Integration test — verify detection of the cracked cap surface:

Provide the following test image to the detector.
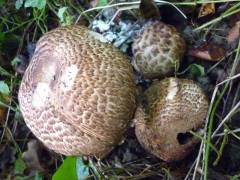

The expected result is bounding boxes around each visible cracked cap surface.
[18,25,137,158]
[134,78,209,161]
[132,22,186,79]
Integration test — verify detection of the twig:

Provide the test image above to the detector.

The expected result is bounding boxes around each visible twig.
[75,0,187,24]
[212,101,240,137]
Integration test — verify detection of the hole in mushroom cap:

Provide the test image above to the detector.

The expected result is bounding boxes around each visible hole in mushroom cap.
[177,131,193,145]
[177,128,204,145]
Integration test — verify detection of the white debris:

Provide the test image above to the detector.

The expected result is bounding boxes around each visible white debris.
[92,20,110,32]
[32,82,51,108]
[90,8,142,53]
[166,78,178,100]
[60,65,78,91]
[89,31,109,43]
[104,32,117,42]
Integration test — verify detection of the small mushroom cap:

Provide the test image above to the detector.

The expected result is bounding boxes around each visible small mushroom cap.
[134,78,209,161]
[18,26,136,158]
[132,22,186,79]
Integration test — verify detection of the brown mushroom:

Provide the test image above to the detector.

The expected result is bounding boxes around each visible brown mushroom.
[134,77,209,161]
[132,22,186,79]
[18,25,137,158]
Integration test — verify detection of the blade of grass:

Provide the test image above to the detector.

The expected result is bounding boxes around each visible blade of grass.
[204,35,240,180]
[212,101,240,137]
[190,131,220,155]
[0,66,14,77]
[175,0,240,6]
[75,0,187,24]
[213,128,228,166]
[204,78,229,180]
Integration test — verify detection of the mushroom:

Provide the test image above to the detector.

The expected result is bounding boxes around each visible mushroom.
[132,22,186,79]
[18,25,137,158]
[134,78,209,161]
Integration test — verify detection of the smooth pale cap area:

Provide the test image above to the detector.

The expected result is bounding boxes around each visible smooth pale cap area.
[166,78,178,101]
[60,65,79,91]
[32,82,51,108]
[134,77,209,162]
[18,25,136,158]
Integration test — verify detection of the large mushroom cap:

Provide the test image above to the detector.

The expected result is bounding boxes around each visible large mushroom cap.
[132,22,186,79]
[134,78,209,161]
[18,25,136,158]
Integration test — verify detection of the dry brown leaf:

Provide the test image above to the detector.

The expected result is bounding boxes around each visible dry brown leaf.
[22,140,44,172]
[89,0,99,8]
[227,21,240,44]
[140,0,160,19]
[198,3,215,18]
[22,139,55,175]
[15,55,29,75]
[0,108,7,122]
[0,52,11,70]
[0,52,3,64]
[229,12,240,22]
[188,43,225,61]
[0,95,11,122]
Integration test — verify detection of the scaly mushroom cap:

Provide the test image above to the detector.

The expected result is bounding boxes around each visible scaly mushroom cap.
[132,22,186,79]
[134,78,208,161]
[18,26,136,158]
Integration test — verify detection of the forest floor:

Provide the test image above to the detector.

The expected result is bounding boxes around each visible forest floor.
[0,0,240,179]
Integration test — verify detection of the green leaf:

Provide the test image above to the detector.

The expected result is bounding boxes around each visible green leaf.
[231,175,240,180]
[14,108,23,122]
[64,16,74,26]
[76,157,89,180]
[189,64,205,78]
[57,7,74,26]
[52,157,78,180]
[0,32,5,43]
[11,56,21,68]
[88,159,101,179]
[15,176,27,180]
[34,171,43,180]
[15,0,23,9]
[0,66,12,77]
[97,0,107,7]
[14,154,26,174]
[0,0,6,7]
[57,7,68,22]
[0,66,13,77]
[24,0,46,9]
[0,81,10,95]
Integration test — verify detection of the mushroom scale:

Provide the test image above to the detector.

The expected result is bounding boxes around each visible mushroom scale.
[18,26,136,158]
[134,78,209,162]
[132,22,186,79]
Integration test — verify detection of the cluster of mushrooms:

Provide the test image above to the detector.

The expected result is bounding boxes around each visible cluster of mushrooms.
[18,21,209,162]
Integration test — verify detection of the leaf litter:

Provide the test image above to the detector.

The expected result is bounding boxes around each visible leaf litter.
[0,0,240,179]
